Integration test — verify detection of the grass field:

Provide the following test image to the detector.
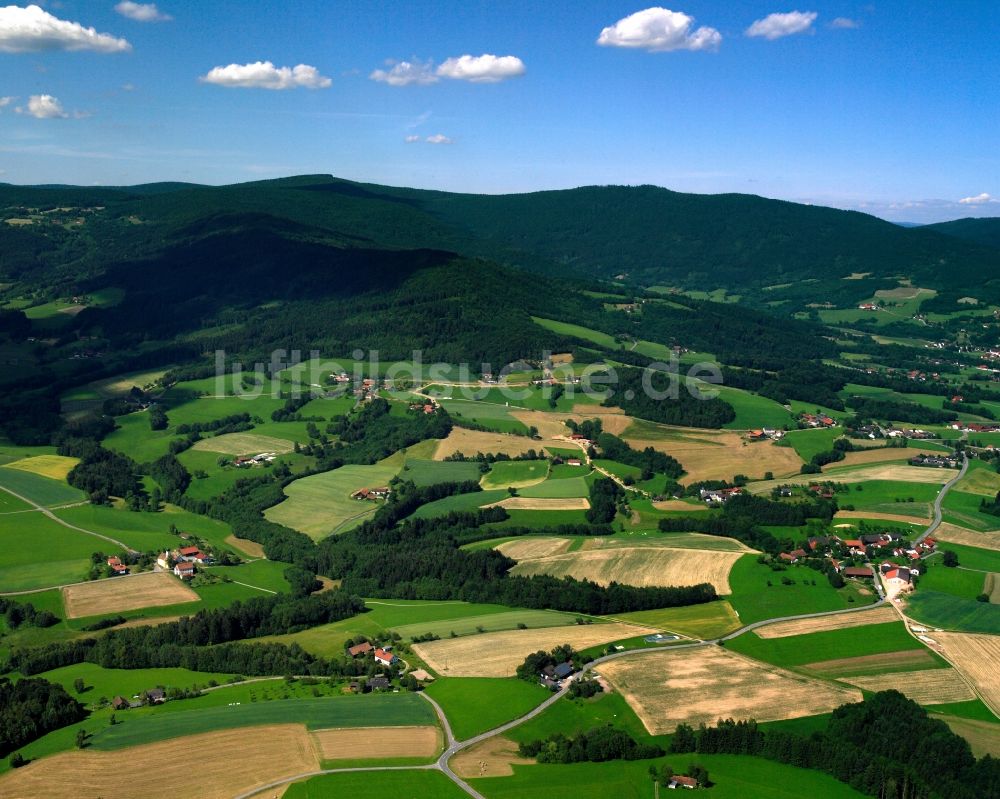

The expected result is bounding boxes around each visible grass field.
[609,600,742,638]
[285,770,469,799]
[841,668,975,704]
[601,646,861,734]
[190,432,295,455]
[518,475,590,498]
[482,460,550,489]
[399,458,483,486]
[441,400,530,434]
[905,590,1000,633]
[933,632,1000,714]
[2,454,79,481]
[390,608,585,640]
[62,572,199,619]
[0,512,102,591]
[409,488,509,519]
[413,623,655,677]
[725,621,942,676]
[36,663,239,705]
[783,428,842,461]
[942,489,1000,531]
[424,678,550,740]
[264,462,400,538]
[727,555,873,624]
[0,465,85,506]
[918,561,991,601]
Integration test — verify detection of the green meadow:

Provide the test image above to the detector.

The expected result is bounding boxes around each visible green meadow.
[425,677,550,740]
[906,591,1000,634]
[399,458,482,486]
[783,427,842,461]
[0,512,99,591]
[286,771,468,799]
[482,460,550,488]
[441,399,530,434]
[410,489,507,519]
[0,466,84,507]
[390,608,588,640]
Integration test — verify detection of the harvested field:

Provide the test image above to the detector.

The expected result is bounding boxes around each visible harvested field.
[985,574,1000,603]
[934,632,1000,714]
[624,427,802,483]
[3,454,79,481]
[226,534,266,558]
[931,716,1000,758]
[507,547,743,593]
[0,724,319,799]
[756,606,899,639]
[836,447,942,468]
[192,432,295,456]
[652,499,709,512]
[413,622,654,677]
[62,571,198,619]
[840,668,975,704]
[933,522,1000,552]
[312,725,441,761]
[486,496,590,511]
[509,409,573,440]
[496,537,573,560]
[601,647,861,735]
[433,428,545,460]
[820,464,957,484]
[582,533,752,553]
[835,510,930,524]
[802,649,938,678]
[452,736,533,778]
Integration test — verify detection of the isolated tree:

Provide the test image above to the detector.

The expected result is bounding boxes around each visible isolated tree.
[73,678,85,694]
[75,729,87,749]
[943,550,959,568]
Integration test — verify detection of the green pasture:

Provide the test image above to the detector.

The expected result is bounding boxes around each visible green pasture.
[0,466,84,507]
[0,512,100,591]
[783,428,842,461]
[391,608,588,640]
[35,663,238,706]
[482,460,550,489]
[440,399,530,434]
[906,591,1000,634]
[941,490,1000,531]
[286,771,467,799]
[609,600,742,639]
[410,489,507,519]
[399,458,483,486]
[425,678,550,740]
[519,476,590,498]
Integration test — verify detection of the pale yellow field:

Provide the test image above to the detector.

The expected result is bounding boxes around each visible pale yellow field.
[934,632,1000,714]
[496,537,573,560]
[601,647,861,735]
[3,454,79,481]
[62,571,198,619]
[625,427,802,483]
[582,533,752,553]
[226,534,266,558]
[956,467,1000,497]
[652,499,710,512]
[984,574,1000,603]
[452,736,533,778]
[507,547,743,593]
[0,724,319,799]
[840,668,975,704]
[756,605,899,639]
[752,464,955,493]
[192,432,295,456]
[835,447,942,468]
[933,522,1000,551]
[835,510,929,524]
[433,428,548,460]
[802,649,938,678]
[931,716,1000,758]
[312,726,441,760]
[486,496,590,511]
[509,409,575,439]
[413,622,655,677]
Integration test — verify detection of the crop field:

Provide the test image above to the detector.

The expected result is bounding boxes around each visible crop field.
[487,496,590,511]
[424,678,550,740]
[933,716,1000,758]
[0,512,103,592]
[452,735,534,777]
[518,476,589,498]
[62,572,200,618]
[313,725,441,760]
[0,725,320,799]
[609,600,742,639]
[906,590,1000,634]
[0,465,85,506]
[441,399,529,434]
[482,459,549,488]
[799,649,941,678]
[398,458,482,486]
[755,605,899,638]
[835,510,928,525]
[226,534,265,557]
[506,547,744,593]
[933,522,1000,551]
[264,463,400,539]
[390,608,582,640]
[413,622,655,677]
[285,770,469,799]
[836,447,941,468]
[841,668,975,704]
[942,490,1000,531]
[933,632,1000,713]
[496,537,572,560]
[433,427,545,460]
[2,454,79,481]
[190,432,295,455]
[582,532,753,552]
[601,647,861,735]
[955,462,1000,497]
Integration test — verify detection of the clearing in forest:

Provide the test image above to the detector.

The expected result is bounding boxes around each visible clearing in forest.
[191,432,295,456]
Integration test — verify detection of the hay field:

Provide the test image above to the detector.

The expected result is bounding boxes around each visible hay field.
[312,725,441,760]
[192,432,295,456]
[822,464,957,484]
[507,547,743,593]
[756,605,899,639]
[3,454,79,481]
[840,668,975,704]
[652,499,710,512]
[452,736,533,778]
[582,534,753,553]
[0,724,318,799]
[624,427,802,483]
[62,571,198,619]
[835,510,930,524]
[836,447,942,468]
[413,622,654,677]
[601,647,861,735]
[801,649,938,678]
[932,716,1000,758]
[496,537,573,560]
[934,632,1000,713]
[934,522,1000,552]
[984,573,1000,603]
[226,534,265,558]
[486,496,590,511]
[433,428,546,460]
[509,409,574,440]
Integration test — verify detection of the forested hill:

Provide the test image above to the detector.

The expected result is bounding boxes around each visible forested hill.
[2,176,998,305]
[925,217,1000,251]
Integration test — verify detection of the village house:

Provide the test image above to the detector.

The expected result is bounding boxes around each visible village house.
[566,458,583,467]
[348,641,373,658]
[910,454,960,469]
[173,561,195,580]
[779,552,798,564]
[106,556,129,576]
[145,688,166,704]
[352,486,391,501]
[800,413,837,428]
[156,551,171,570]
[366,676,390,692]
[883,567,914,591]
[111,695,130,711]
[699,487,742,504]
[669,775,699,789]
[374,648,398,667]
[844,566,874,579]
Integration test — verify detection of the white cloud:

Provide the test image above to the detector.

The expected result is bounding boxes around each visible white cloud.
[597,7,721,52]
[115,2,172,23]
[200,61,332,90]
[17,94,67,118]
[436,54,525,83]
[404,134,421,143]
[0,4,130,53]
[830,17,860,29]
[425,133,453,144]
[746,11,818,40]
[959,193,997,205]
[0,95,13,110]
[370,59,437,86]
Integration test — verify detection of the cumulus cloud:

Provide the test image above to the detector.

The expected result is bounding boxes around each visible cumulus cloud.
[0,4,130,53]
[436,54,525,83]
[0,95,13,110]
[200,61,331,90]
[115,2,172,22]
[959,193,997,205]
[16,94,67,118]
[830,17,860,29]
[597,7,721,52]
[370,59,437,86]
[746,10,818,40]
[425,133,453,144]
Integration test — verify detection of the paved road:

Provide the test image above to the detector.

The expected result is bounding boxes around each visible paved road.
[916,452,968,545]
[0,484,131,552]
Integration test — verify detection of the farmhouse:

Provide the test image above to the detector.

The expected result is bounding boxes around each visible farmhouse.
[352,486,391,501]
[366,676,390,692]
[779,552,798,563]
[374,648,398,666]
[145,688,166,704]
[566,458,583,467]
[699,487,742,504]
[800,413,837,428]
[844,566,874,579]
[910,454,960,469]
[106,556,129,575]
[883,567,913,591]
[173,561,195,579]
[112,695,130,711]
[348,641,374,658]
[670,775,699,789]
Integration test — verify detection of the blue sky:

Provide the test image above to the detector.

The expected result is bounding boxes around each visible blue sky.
[0,1,997,222]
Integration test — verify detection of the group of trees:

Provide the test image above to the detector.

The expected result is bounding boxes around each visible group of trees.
[175,412,253,436]
[0,677,85,758]
[515,644,577,682]
[518,725,664,764]
[61,437,142,504]
[0,598,59,631]
[603,367,736,428]
[594,432,684,481]
[586,477,625,524]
